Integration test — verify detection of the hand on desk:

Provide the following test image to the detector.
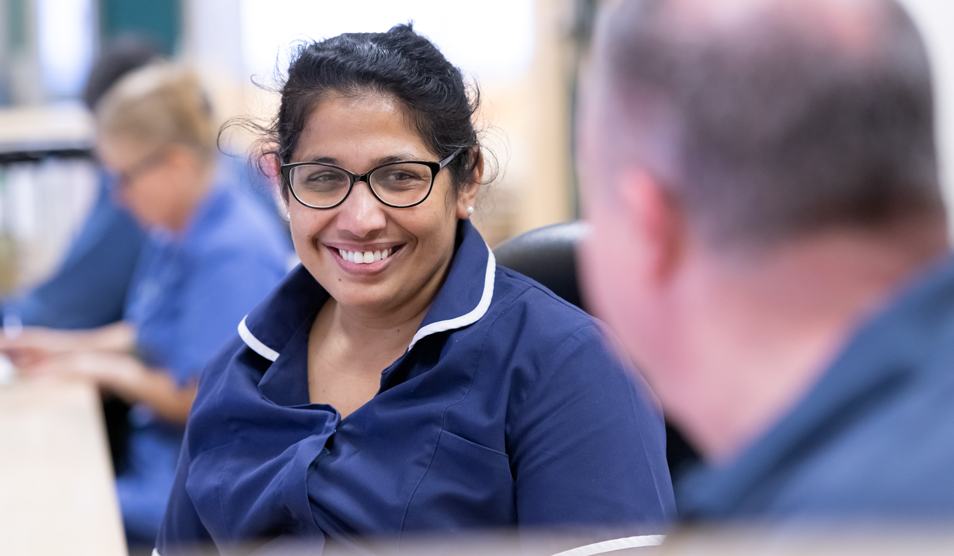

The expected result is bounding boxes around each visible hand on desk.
[0,327,92,368]
[0,323,196,425]
[0,322,136,368]
[19,350,143,391]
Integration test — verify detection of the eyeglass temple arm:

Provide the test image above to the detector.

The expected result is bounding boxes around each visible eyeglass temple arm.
[439,147,466,168]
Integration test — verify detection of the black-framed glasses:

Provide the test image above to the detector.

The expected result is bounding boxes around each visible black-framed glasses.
[281,148,463,209]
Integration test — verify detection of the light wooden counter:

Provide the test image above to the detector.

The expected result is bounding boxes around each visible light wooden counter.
[0,380,127,555]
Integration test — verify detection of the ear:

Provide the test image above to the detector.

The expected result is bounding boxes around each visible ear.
[267,152,291,209]
[455,149,484,219]
[619,168,685,282]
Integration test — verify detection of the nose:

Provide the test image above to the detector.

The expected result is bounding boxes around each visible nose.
[334,180,387,237]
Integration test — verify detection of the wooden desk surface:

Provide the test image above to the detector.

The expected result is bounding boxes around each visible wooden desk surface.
[0,380,127,556]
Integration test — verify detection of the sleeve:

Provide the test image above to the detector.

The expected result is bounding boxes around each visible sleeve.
[170,250,285,384]
[507,324,677,533]
[154,420,214,555]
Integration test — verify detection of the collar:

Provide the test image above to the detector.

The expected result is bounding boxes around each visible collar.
[677,253,954,518]
[238,219,495,362]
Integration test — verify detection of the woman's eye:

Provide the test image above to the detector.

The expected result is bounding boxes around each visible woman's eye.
[375,166,429,190]
[297,168,347,191]
[306,171,340,182]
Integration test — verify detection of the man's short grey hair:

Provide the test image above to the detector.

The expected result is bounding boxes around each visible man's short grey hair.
[593,0,943,248]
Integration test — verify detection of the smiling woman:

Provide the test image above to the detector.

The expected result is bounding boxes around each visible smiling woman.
[156,24,676,555]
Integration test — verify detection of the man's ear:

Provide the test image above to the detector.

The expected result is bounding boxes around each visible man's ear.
[456,149,484,219]
[619,168,685,282]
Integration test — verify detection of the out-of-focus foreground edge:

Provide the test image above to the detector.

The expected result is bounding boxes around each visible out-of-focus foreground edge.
[551,534,666,556]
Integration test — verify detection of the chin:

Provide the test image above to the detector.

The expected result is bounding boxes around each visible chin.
[335,289,402,314]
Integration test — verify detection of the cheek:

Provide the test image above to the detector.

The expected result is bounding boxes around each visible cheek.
[411,205,456,257]
[122,185,157,217]
[288,219,308,256]
[424,183,461,242]
[288,211,328,255]
[440,179,464,215]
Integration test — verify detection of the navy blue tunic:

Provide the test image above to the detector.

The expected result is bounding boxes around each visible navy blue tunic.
[157,221,675,553]
[678,255,954,523]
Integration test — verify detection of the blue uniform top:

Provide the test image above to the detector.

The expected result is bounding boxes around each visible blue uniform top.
[677,255,954,523]
[156,220,676,554]
[1,173,146,329]
[124,182,289,386]
[117,182,291,545]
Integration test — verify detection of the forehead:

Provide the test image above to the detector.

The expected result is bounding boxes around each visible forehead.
[293,92,430,162]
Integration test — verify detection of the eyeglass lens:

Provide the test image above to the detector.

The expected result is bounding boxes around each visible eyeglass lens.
[289,162,434,208]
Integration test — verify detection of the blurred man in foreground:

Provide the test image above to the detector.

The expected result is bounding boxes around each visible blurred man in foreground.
[578,0,954,521]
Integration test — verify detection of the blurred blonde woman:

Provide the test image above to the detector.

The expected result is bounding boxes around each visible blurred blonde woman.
[0,63,290,547]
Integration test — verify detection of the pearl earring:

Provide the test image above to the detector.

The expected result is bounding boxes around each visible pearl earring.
[286,211,291,219]
[466,206,474,215]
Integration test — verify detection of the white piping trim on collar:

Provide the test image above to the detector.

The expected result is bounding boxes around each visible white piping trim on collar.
[236,244,495,360]
[238,315,280,362]
[551,535,665,556]
[407,242,496,351]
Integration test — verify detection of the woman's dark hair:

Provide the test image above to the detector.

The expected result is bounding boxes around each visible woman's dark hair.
[260,24,483,196]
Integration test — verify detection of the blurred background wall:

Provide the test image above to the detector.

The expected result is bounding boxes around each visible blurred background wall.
[0,0,953,293]
[900,0,954,237]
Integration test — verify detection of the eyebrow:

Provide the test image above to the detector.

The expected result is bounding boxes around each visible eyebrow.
[302,152,427,169]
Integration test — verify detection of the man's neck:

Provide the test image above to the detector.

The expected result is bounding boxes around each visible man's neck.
[674,218,949,464]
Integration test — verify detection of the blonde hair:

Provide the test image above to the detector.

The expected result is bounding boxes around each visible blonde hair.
[96,62,216,165]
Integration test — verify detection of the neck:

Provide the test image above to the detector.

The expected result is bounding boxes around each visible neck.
[321,293,432,356]
[321,248,452,361]
[668,217,949,463]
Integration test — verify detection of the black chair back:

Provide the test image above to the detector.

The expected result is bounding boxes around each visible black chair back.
[493,221,701,486]
[493,221,590,311]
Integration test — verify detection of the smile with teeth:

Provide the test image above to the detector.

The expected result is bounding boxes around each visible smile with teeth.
[338,246,396,264]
